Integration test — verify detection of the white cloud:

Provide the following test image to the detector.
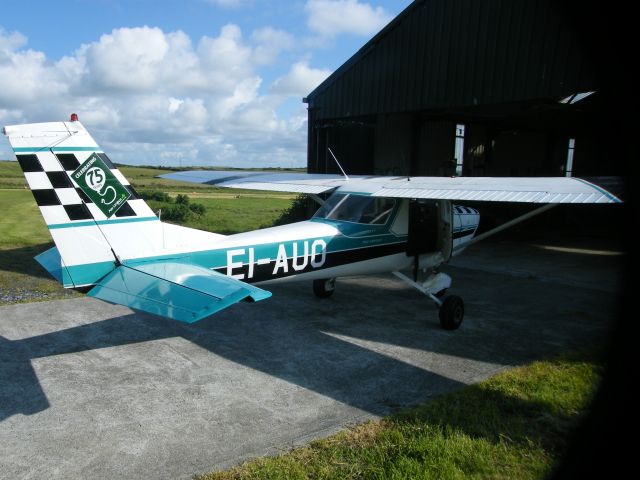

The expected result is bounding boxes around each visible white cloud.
[251,27,295,65]
[0,28,27,55]
[217,76,262,117]
[81,27,170,91]
[0,24,333,167]
[271,61,332,97]
[305,0,392,38]
[0,29,68,107]
[197,24,257,93]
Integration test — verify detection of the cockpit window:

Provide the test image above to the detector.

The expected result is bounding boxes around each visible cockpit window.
[313,194,396,225]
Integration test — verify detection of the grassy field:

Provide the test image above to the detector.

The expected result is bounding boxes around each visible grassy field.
[0,159,29,188]
[0,160,297,304]
[198,349,603,480]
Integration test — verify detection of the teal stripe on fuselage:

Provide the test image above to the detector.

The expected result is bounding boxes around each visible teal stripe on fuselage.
[118,230,407,284]
[48,216,158,230]
[128,233,406,269]
[309,218,393,237]
[13,147,103,153]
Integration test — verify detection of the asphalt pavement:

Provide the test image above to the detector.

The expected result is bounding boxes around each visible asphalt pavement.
[0,237,623,479]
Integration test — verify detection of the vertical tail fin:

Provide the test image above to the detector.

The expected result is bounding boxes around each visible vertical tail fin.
[4,119,159,287]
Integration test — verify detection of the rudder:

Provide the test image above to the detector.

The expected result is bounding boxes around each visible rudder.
[4,118,159,287]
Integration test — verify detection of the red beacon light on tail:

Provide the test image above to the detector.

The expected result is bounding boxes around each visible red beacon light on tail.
[70,113,79,122]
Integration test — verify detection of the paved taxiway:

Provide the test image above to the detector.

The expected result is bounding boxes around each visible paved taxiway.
[0,238,623,479]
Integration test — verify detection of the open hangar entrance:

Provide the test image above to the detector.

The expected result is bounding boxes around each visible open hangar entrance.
[308,97,608,179]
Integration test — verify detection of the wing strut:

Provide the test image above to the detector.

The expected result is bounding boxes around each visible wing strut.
[453,203,558,253]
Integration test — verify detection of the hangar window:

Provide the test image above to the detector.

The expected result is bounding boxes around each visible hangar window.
[565,138,575,177]
[313,193,396,224]
[454,124,465,176]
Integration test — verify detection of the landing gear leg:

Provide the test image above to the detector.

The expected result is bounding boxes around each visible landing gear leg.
[313,278,336,298]
[392,271,465,330]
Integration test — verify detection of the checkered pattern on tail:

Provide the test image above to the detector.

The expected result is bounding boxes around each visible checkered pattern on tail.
[16,150,156,226]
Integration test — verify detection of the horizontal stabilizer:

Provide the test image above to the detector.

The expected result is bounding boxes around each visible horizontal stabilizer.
[88,261,271,323]
[34,246,73,287]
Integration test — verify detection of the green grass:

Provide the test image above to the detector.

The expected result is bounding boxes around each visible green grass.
[147,194,295,234]
[197,350,603,480]
[0,246,80,304]
[0,160,28,188]
[0,189,51,248]
[0,189,80,303]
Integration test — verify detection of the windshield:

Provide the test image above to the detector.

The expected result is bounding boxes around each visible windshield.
[313,193,396,225]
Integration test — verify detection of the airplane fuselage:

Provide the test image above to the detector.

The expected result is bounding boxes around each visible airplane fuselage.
[128,196,480,286]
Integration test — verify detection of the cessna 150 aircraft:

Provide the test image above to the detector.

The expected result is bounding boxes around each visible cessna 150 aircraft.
[3,119,622,329]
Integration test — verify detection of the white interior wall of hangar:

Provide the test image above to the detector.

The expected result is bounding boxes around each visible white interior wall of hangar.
[304,0,622,179]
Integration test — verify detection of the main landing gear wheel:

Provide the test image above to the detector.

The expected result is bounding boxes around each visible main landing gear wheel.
[313,278,336,298]
[439,295,464,330]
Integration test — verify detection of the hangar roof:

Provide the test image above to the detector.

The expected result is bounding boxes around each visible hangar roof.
[305,0,596,121]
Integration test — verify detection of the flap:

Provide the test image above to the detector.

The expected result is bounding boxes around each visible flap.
[88,261,271,323]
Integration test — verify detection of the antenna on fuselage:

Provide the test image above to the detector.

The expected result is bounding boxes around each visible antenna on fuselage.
[328,147,349,181]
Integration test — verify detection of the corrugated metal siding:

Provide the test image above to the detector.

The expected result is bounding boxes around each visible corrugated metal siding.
[307,0,595,120]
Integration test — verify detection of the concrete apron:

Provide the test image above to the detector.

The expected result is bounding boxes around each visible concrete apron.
[0,239,623,480]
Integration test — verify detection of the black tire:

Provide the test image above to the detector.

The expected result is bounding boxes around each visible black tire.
[439,295,464,330]
[313,278,335,298]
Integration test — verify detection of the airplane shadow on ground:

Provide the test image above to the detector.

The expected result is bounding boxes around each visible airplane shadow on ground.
[0,257,616,423]
[0,302,464,422]
[0,243,56,280]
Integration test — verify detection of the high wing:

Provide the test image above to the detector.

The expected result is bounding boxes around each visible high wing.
[160,171,622,204]
[369,176,623,203]
[160,170,358,194]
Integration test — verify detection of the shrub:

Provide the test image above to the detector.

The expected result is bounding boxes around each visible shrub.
[161,203,190,222]
[141,190,172,203]
[273,195,315,226]
[175,194,190,205]
[188,202,206,216]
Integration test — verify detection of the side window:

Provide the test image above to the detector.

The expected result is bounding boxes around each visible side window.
[360,197,396,224]
[313,194,395,224]
[313,193,346,219]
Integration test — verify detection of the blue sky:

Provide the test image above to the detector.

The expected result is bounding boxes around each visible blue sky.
[1,0,412,167]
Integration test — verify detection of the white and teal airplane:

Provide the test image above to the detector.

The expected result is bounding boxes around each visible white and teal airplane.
[3,119,622,329]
